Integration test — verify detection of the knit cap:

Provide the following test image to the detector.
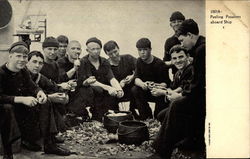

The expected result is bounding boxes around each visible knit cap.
[86,37,102,48]
[42,36,59,48]
[9,41,29,53]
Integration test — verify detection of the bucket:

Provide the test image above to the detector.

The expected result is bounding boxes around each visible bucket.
[103,111,134,133]
[117,120,149,145]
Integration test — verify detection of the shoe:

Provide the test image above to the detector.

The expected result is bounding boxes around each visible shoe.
[44,144,71,156]
[81,115,91,122]
[3,154,13,159]
[21,140,42,151]
[175,137,206,151]
[52,136,65,144]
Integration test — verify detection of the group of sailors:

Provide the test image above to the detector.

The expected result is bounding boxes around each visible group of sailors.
[0,11,205,159]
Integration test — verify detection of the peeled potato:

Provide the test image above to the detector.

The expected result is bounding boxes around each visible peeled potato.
[107,112,127,117]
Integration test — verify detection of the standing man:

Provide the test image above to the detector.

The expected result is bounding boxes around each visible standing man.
[103,40,138,118]
[0,42,47,159]
[163,11,185,74]
[152,19,206,159]
[56,35,69,60]
[72,37,124,121]
[131,38,170,120]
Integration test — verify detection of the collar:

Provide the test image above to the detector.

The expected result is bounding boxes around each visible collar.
[108,57,120,66]
[3,63,19,75]
[194,36,205,50]
[84,54,106,65]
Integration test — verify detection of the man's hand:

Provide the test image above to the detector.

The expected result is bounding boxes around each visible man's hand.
[150,88,167,97]
[116,89,124,98]
[48,93,69,104]
[108,87,118,97]
[37,90,47,104]
[140,82,148,90]
[119,79,126,88]
[68,79,77,91]
[145,81,155,90]
[167,91,182,101]
[166,88,174,95]
[165,61,172,66]
[58,82,71,90]
[15,96,38,107]
[154,83,167,89]
[123,74,134,84]
[188,57,193,64]
[73,59,81,71]
[83,76,96,86]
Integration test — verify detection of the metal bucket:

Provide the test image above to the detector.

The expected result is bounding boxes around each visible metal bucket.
[118,120,149,145]
[103,111,133,133]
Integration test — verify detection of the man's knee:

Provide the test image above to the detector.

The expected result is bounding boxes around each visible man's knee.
[3,104,14,110]
[170,97,188,110]
[2,104,14,115]
[131,86,143,97]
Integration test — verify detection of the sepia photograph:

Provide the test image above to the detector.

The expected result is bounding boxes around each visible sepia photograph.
[0,0,248,158]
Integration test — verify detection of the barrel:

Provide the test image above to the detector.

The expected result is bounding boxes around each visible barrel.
[103,111,134,133]
[117,120,149,145]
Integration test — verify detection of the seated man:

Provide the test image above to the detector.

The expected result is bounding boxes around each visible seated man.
[131,38,170,120]
[152,19,206,159]
[150,44,194,123]
[70,37,124,121]
[103,40,138,118]
[57,40,81,82]
[57,41,83,119]
[40,36,76,115]
[25,50,71,150]
[0,42,69,159]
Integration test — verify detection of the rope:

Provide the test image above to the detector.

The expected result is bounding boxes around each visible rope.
[35,73,41,84]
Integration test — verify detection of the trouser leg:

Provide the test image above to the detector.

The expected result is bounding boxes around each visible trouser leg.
[154,96,167,119]
[122,85,139,118]
[153,97,191,158]
[15,105,41,143]
[67,87,94,116]
[92,90,118,121]
[128,97,140,119]
[40,102,58,138]
[131,86,152,120]
[156,107,169,123]
[0,105,13,155]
